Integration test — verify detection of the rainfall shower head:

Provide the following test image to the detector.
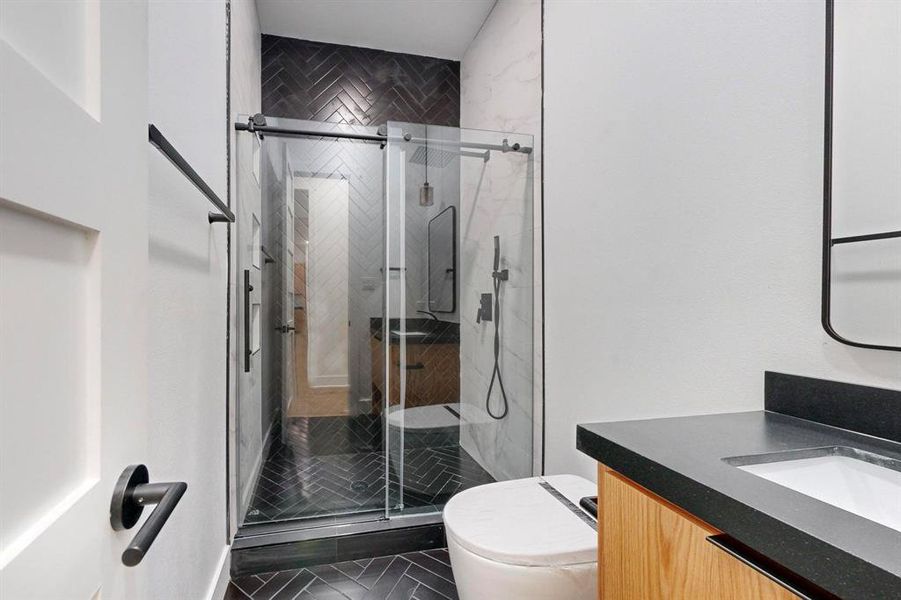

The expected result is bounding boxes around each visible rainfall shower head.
[410,144,457,168]
[410,144,489,165]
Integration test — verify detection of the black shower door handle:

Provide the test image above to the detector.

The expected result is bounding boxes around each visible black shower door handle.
[110,464,187,567]
[244,269,252,372]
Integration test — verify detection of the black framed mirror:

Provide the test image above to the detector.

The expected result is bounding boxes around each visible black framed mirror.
[822,0,901,351]
[428,206,456,313]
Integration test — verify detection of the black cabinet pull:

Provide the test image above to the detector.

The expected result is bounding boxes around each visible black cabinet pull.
[244,269,252,373]
[110,464,187,567]
[579,496,598,519]
[706,535,837,600]
[397,362,425,370]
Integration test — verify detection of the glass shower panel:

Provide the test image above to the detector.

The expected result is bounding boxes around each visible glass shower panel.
[237,117,389,527]
[385,121,535,517]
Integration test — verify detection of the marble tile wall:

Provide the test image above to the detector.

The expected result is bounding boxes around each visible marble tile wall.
[459,0,543,480]
[231,0,263,526]
[457,136,535,482]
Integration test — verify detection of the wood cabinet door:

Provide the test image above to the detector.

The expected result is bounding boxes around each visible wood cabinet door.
[404,344,460,408]
[370,341,460,412]
[598,465,797,600]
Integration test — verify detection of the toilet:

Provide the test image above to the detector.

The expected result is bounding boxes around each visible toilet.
[443,475,598,600]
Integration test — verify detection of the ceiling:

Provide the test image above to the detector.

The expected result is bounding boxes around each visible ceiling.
[255,0,497,60]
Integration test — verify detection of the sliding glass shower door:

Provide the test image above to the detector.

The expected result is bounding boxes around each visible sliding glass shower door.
[236,118,390,527]
[234,115,536,533]
[384,122,536,518]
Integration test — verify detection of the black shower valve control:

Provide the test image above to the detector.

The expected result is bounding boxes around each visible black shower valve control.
[492,268,509,281]
[476,293,493,323]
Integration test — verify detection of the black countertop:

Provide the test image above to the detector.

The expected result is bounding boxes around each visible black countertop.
[577,374,901,600]
[370,317,459,345]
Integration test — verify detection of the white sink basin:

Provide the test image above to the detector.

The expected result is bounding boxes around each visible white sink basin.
[730,448,901,533]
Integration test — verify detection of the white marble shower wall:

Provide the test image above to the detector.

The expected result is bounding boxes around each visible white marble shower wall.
[458,130,535,482]
[459,0,542,481]
[385,121,533,482]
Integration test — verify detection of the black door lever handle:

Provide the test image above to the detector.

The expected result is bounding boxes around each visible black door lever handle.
[110,464,187,566]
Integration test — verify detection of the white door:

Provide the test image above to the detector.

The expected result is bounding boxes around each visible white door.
[301,177,350,388]
[0,1,152,598]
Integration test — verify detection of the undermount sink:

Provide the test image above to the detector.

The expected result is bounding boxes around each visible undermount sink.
[724,447,901,533]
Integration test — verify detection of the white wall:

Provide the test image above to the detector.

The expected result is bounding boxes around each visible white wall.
[147,0,229,597]
[230,0,263,527]
[544,1,901,482]
[460,0,543,479]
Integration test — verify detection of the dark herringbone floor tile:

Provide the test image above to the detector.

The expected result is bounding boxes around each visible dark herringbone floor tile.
[225,551,458,600]
[244,416,494,525]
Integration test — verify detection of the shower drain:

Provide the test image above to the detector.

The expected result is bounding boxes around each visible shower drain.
[350,481,369,493]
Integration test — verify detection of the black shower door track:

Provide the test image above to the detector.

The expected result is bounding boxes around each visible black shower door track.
[234,118,534,155]
[235,121,386,143]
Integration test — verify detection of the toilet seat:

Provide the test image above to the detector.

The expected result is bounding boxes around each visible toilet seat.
[443,475,597,567]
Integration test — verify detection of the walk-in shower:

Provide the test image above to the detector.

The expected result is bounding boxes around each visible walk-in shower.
[233,115,536,542]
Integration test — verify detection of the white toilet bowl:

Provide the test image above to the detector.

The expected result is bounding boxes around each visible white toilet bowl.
[443,475,598,600]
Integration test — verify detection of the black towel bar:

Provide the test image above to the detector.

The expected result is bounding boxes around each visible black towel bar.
[148,124,235,224]
[831,229,901,245]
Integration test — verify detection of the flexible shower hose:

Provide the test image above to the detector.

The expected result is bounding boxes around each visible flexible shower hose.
[485,273,509,420]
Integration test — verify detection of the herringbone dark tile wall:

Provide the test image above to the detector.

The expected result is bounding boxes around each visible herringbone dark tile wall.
[261,35,460,127]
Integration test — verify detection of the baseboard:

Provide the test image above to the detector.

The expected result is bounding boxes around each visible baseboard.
[203,545,231,600]
[308,374,349,388]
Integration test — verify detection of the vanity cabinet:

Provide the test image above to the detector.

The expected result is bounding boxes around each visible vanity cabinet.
[370,339,459,412]
[597,464,797,599]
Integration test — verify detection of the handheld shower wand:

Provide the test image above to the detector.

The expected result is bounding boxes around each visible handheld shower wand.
[485,235,509,420]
